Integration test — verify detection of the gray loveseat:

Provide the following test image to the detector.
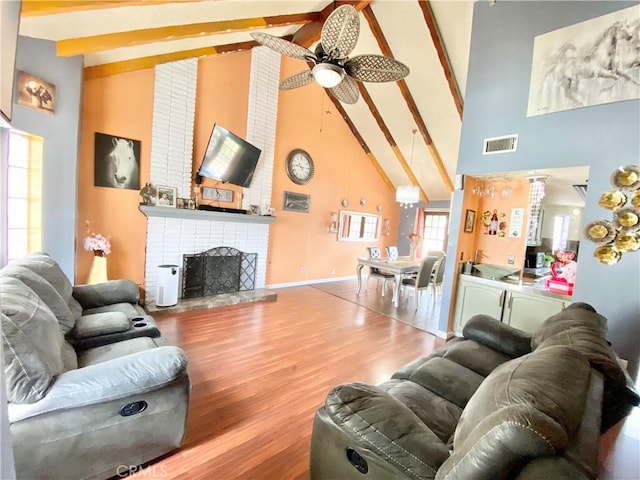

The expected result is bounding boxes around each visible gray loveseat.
[1,253,190,479]
[310,302,639,479]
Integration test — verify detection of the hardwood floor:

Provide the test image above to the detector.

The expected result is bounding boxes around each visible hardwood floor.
[134,285,444,479]
[130,284,639,480]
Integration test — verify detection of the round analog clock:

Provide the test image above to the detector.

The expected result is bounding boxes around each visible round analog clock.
[285,149,314,185]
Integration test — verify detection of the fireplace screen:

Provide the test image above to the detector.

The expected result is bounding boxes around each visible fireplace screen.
[182,247,256,299]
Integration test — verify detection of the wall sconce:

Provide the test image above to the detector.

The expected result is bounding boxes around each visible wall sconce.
[585,165,639,265]
[382,218,391,236]
[329,211,338,234]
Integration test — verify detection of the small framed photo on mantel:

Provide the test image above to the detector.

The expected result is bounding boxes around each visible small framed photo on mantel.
[156,186,177,208]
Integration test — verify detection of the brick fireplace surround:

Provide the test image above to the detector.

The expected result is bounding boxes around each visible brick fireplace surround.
[142,49,281,308]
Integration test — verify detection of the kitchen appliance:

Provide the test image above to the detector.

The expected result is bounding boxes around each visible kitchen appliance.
[525,251,545,269]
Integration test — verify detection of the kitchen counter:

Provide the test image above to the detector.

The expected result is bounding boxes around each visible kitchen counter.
[460,272,572,302]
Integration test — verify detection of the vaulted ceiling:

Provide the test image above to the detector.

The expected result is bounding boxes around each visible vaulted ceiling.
[19,0,475,204]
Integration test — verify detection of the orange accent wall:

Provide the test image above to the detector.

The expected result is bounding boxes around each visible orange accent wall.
[266,56,399,284]
[192,52,251,206]
[76,68,154,286]
[76,53,400,288]
[454,176,530,269]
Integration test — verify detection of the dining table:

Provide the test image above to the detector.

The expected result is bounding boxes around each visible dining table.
[356,256,426,308]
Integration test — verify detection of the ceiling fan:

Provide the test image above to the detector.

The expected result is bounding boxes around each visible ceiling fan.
[250,5,409,104]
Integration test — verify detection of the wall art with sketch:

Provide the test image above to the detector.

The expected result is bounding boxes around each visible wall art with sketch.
[527,4,640,117]
[94,132,141,190]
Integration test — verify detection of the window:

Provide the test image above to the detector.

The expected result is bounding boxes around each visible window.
[421,212,448,252]
[552,215,570,252]
[5,130,43,262]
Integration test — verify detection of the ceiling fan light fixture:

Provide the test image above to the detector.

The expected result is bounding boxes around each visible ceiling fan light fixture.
[312,63,344,88]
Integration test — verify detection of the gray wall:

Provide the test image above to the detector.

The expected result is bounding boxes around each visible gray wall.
[12,36,83,280]
[440,1,640,375]
[397,200,450,255]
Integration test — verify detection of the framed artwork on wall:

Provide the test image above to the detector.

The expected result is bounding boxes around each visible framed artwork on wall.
[202,186,233,202]
[17,71,56,115]
[283,191,310,213]
[156,186,177,207]
[464,209,476,233]
[94,132,141,190]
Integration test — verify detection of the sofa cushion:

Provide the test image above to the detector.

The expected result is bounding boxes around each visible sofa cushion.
[408,357,485,409]
[10,252,82,322]
[1,277,65,403]
[436,346,591,480]
[83,302,146,319]
[441,339,512,377]
[72,312,130,339]
[1,264,76,334]
[77,336,169,367]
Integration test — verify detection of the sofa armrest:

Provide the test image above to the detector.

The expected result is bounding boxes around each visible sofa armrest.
[323,382,450,477]
[462,314,532,358]
[72,279,140,309]
[8,346,188,423]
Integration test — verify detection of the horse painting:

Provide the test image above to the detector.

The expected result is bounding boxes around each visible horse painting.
[94,133,141,190]
[528,4,640,116]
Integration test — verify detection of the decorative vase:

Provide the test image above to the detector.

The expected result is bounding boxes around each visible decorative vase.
[409,242,417,260]
[87,251,108,284]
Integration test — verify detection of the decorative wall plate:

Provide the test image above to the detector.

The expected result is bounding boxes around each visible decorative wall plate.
[615,233,640,253]
[593,245,622,265]
[610,165,640,191]
[614,206,640,232]
[584,220,617,244]
[598,190,627,210]
[631,190,640,208]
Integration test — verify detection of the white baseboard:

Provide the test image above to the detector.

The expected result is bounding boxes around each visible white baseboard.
[267,275,357,290]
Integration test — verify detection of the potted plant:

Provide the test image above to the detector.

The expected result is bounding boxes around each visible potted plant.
[544,254,555,268]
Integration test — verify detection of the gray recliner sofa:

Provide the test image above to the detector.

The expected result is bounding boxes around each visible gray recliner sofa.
[310,302,639,479]
[1,254,190,480]
[3,252,160,349]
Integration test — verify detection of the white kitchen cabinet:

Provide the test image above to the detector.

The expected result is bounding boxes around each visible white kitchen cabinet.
[503,291,567,333]
[453,278,506,332]
[453,275,569,334]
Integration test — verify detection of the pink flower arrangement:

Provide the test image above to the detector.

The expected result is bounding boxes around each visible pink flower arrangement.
[83,221,111,255]
[408,233,421,242]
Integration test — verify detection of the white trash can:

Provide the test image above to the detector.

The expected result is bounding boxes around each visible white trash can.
[157,264,179,307]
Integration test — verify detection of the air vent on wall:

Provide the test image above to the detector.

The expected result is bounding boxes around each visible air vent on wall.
[573,184,588,201]
[483,134,518,155]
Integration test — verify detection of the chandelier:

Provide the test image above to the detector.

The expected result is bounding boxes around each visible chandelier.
[396,130,420,208]
[527,175,547,242]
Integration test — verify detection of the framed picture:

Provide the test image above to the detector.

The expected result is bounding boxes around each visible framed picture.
[156,186,177,208]
[94,132,141,190]
[202,187,233,202]
[250,204,260,215]
[464,209,476,233]
[16,71,56,115]
[283,191,310,213]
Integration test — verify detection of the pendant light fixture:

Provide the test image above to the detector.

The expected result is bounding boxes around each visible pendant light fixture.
[396,130,420,208]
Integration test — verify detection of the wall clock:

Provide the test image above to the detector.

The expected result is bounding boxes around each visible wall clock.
[285,149,314,185]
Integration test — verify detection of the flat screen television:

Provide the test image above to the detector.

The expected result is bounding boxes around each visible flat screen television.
[196,124,261,188]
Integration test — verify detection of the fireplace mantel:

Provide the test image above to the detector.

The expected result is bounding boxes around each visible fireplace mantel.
[139,205,277,224]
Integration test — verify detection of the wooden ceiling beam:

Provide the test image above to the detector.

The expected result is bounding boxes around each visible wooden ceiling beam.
[362,5,453,194]
[83,39,259,80]
[57,12,321,57]
[358,84,429,205]
[418,1,464,119]
[21,0,203,17]
[325,95,396,195]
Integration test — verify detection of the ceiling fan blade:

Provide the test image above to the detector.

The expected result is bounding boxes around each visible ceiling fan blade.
[345,55,410,83]
[329,76,359,104]
[280,70,314,90]
[321,5,360,60]
[250,32,316,61]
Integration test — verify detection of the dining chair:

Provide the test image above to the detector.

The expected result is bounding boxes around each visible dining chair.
[385,246,399,260]
[429,255,447,304]
[365,246,395,296]
[401,256,438,310]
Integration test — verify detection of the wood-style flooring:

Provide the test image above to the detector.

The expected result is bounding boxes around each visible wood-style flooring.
[131,283,639,480]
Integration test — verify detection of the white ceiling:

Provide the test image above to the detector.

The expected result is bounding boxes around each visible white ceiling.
[19,0,476,204]
[21,0,585,208]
